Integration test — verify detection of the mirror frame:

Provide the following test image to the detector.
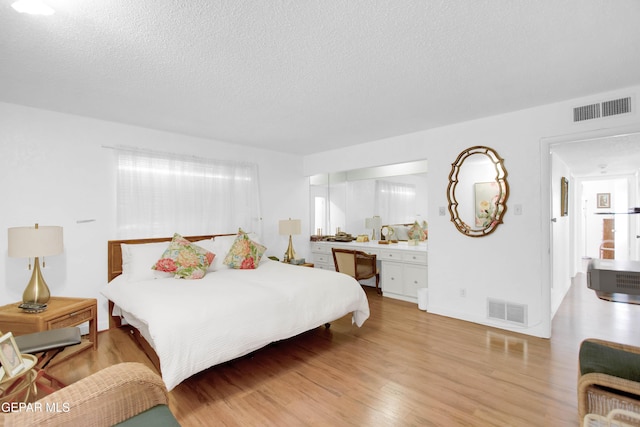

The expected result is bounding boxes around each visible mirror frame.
[447,146,509,237]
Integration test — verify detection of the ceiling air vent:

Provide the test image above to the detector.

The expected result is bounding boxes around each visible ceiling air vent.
[573,96,632,122]
[574,103,600,122]
[602,97,632,117]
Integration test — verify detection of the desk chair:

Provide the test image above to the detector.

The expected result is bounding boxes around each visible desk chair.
[332,248,381,295]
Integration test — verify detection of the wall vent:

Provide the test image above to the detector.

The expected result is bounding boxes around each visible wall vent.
[573,96,632,122]
[602,97,632,117]
[487,298,527,326]
[574,103,600,122]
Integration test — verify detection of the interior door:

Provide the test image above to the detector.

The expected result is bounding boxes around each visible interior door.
[601,218,615,259]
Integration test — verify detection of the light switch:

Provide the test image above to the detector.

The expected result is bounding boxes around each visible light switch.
[514,204,523,215]
[439,207,446,216]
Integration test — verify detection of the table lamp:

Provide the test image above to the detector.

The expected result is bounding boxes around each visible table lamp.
[8,223,63,304]
[279,218,301,262]
[366,216,382,240]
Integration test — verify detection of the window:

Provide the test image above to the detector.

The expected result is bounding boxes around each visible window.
[116,148,261,238]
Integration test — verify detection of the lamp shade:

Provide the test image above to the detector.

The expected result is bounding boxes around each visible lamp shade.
[8,225,63,258]
[279,219,301,236]
[365,217,374,229]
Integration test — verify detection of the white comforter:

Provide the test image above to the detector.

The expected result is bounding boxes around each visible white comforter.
[101,259,370,390]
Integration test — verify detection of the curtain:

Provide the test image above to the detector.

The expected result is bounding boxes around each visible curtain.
[375,180,416,224]
[116,147,261,238]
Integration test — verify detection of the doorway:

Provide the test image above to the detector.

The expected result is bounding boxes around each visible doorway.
[548,131,640,317]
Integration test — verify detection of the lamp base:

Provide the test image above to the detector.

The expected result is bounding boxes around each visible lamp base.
[284,235,297,263]
[22,257,51,304]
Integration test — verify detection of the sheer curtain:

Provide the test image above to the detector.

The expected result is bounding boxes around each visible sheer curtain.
[116,147,261,238]
[375,180,416,224]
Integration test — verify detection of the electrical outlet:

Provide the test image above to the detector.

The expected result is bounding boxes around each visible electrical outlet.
[439,206,446,216]
[459,288,466,297]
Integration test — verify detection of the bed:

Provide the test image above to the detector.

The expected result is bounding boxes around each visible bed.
[102,233,370,390]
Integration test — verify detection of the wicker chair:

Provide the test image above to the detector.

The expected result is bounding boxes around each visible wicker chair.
[0,362,178,427]
[332,248,380,294]
[578,338,640,426]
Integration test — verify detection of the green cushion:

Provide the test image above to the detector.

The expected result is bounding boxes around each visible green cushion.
[115,405,180,427]
[580,340,640,382]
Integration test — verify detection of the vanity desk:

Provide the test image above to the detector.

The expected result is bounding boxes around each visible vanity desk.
[310,240,427,303]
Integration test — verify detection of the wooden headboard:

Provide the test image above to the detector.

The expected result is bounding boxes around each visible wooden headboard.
[107,234,232,282]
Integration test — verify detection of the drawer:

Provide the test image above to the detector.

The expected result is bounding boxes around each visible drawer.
[361,248,379,257]
[313,253,333,265]
[49,308,92,329]
[311,243,330,254]
[379,250,403,261]
[402,252,427,264]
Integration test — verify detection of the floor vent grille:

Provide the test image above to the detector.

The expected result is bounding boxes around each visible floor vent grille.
[487,299,527,326]
[573,96,632,122]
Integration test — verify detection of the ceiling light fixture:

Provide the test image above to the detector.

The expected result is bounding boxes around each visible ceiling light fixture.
[11,0,55,15]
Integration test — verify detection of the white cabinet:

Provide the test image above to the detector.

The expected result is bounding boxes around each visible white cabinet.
[310,242,334,270]
[379,250,428,302]
[403,264,428,301]
[381,262,404,295]
[309,241,427,303]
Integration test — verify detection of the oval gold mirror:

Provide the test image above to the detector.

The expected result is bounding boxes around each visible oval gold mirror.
[447,146,509,237]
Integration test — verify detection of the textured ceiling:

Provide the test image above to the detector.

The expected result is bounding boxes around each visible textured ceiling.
[2,1,640,155]
[552,132,640,178]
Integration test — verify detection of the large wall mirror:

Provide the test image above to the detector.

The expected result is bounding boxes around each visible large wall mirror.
[447,146,509,237]
[309,160,428,238]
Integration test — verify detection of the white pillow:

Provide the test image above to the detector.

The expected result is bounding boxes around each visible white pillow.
[208,235,237,271]
[394,226,410,241]
[121,242,170,282]
[195,233,263,271]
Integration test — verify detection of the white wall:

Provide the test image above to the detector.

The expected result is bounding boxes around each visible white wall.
[0,102,307,332]
[304,85,640,338]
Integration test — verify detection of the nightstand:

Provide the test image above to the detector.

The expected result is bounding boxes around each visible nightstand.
[0,297,97,356]
[284,262,315,268]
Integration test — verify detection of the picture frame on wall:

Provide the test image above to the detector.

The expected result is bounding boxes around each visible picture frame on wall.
[597,193,611,209]
[560,177,569,217]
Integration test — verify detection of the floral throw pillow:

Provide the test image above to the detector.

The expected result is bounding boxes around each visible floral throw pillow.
[223,230,266,269]
[152,233,215,279]
[407,220,427,241]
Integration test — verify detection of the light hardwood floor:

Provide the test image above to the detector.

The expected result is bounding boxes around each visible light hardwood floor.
[47,274,640,426]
